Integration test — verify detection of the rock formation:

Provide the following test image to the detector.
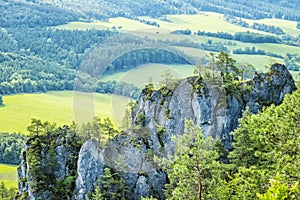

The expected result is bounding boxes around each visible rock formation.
[17,64,297,199]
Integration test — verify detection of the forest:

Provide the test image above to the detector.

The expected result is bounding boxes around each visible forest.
[0,133,27,165]
[22,0,300,21]
[0,1,80,28]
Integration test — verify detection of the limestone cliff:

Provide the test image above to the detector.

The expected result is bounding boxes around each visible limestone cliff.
[17,64,297,199]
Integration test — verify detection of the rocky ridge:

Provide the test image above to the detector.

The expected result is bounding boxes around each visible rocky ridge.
[17,64,297,199]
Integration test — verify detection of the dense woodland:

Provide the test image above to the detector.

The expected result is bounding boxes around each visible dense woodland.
[0,1,299,32]
[22,0,300,21]
[0,1,80,28]
[0,133,26,165]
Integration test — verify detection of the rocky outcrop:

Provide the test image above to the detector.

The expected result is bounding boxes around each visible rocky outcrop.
[73,64,295,199]
[17,128,82,200]
[17,64,296,200]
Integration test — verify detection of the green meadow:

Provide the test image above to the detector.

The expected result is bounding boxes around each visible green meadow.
[140,12,266,34]
[101,64,195,87]
[0,164,18,188]
[0,92,130,133]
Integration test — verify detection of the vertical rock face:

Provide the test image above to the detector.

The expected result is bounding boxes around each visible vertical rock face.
[74,139,105,199]
[17,64,296,200]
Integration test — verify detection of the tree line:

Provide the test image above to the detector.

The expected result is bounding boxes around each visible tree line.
[197,30,282,43]
[2,0,299,30]
[29,0,300,21]
[285,54,300,71]
[225,15,285,35]
[107,49,190,74]
[233,47,284,59]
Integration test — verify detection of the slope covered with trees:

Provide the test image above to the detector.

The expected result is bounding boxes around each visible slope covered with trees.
[25,0,300,21]
[0,1,80,28]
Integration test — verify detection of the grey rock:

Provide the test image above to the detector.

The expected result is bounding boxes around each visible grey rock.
[17,64,296,200]
[75,139,105,200]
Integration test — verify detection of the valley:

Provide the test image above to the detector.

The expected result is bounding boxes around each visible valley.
[0,0,299,198]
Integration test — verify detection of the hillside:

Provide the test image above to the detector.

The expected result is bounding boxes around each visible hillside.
[18,0,300,21]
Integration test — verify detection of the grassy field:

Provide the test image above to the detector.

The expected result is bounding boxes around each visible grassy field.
[191,35,300,56]
[232,54,283,72]
[101,64,195,87]
[140,12,267,34]
[56,12,278,35]
[0,92,130,133]
[243,18,299,36]
[0,164,18,188]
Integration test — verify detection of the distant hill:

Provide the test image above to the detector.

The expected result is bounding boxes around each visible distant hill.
[14,0,300,22]
[0,1,80,28]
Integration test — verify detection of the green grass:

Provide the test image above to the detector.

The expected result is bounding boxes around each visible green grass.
[57,12,273,35]
[0,91,130,133]
[172,45,284,72]
[232,54,284,72]
[56,21,109,30]
[0,164,18,188]
[243,18,299,36]
[100,64,195,87]
[56,12,298,37]
[141,12,267,34]
[190,35,300,56]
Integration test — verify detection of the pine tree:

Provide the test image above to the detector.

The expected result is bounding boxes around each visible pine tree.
[101,167,127,200]
[160,120,223,200]
[229,108,257,168]
[91,186,104,200]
